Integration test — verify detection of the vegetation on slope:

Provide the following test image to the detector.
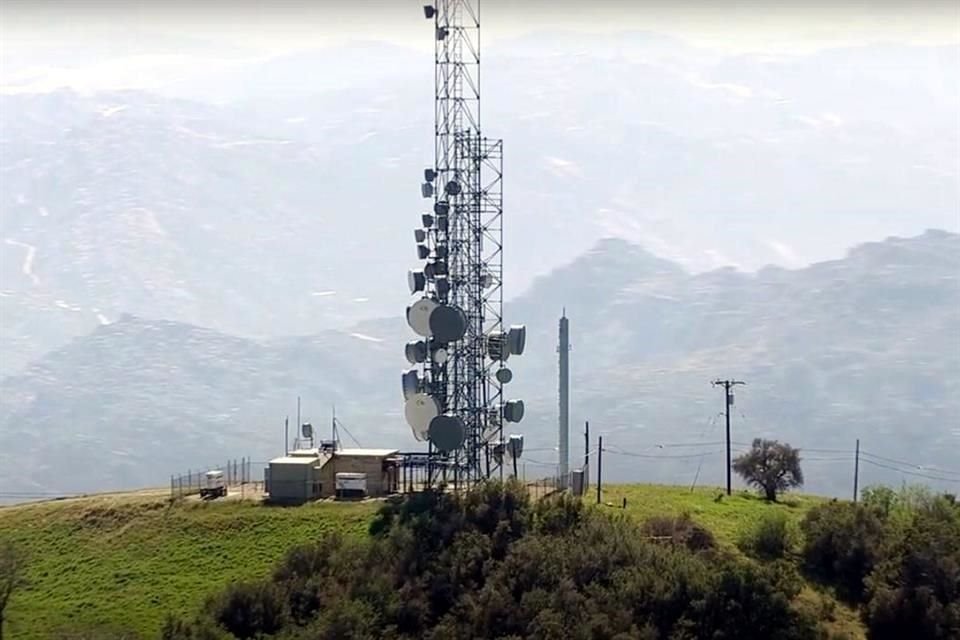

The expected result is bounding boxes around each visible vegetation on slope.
[5,483,954,640]
[165,482,833,640]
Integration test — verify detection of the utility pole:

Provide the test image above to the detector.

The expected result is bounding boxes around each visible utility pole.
[596,435,603,505]
[584,420,590,491]
[713,379,745,496]
[558,311,570,484]
[853,438,860,503]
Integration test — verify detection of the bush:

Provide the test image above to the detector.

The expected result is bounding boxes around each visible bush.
[641,512,716,552]
[863,496,960,639]
[739,512,798,560]
[206,582,287,639]
[799,502,883,602]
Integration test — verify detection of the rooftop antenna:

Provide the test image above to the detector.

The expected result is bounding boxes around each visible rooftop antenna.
[332,404,340,450]
[402,0,526,487]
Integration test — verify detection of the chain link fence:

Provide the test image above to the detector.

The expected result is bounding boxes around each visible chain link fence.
[169,457,263,499]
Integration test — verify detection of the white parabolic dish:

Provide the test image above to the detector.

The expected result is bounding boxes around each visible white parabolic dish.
[404,392,439,440]
[407,297,438,338]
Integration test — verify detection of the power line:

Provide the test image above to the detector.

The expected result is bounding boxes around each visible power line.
[859,458,960,484]
[860,450,960,477]
[605,447,724,460]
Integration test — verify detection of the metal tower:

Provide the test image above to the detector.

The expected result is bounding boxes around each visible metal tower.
[558,312,570,482]
[402,1,526,488]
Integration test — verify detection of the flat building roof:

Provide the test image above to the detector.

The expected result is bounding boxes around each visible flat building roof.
[270,455,319,465]
[335,448,399,458]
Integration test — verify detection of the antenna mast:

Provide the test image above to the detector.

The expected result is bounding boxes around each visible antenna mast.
[403,1,526,487]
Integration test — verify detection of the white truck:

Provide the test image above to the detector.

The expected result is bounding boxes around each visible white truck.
[200,469,227,499]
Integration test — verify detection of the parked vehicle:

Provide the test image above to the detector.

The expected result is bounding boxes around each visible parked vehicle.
[200,469,227,499]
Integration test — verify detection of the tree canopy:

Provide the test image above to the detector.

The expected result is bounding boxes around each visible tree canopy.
[733,438,804,501]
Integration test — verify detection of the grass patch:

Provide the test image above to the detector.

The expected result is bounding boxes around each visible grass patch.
[0,493,376,639]
[592,484,827,548]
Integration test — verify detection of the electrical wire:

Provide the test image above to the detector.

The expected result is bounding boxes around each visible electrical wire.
[605,448,724,460]
[859,458,960,484]
[860,450,960,477]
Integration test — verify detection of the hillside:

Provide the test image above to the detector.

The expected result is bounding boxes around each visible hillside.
[0,491,377,639]
[0,484,862,640]
[1,230,957,499]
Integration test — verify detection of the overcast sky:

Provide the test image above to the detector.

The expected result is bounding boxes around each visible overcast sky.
[2,0,958,55]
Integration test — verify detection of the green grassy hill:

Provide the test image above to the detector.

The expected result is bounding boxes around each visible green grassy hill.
[0,491,376,639]
[0,485,864,639]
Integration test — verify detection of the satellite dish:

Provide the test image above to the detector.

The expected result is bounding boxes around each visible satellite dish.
[507,325,526,356]
[507,434,525,459]
[301,422,313,439]
[428,414,466,453]
[429,304,467,343]
[414,229,427,243]
[408,270,426,294]
[407,297,438,337]
[432,347,448,364]
[421,182,434,198]
[495,367,513,384]
[401,369,421,400]
[404,392,439,439]
[405,341,428,364]
[416,245,430,260]
[503,399,525,423]
[444,180,461,196]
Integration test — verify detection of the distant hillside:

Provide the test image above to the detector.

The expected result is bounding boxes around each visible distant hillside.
[2,40,957,374]
[0,230,957,499]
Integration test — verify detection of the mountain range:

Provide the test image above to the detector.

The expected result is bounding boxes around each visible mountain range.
[1,230,957,501]
[2,39,957,376]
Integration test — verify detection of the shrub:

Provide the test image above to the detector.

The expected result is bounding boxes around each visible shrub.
[641,513,716,552]
[863,496,960,639]
[799,502,883,602]
[206,581,287,639]
[739,512,798,560]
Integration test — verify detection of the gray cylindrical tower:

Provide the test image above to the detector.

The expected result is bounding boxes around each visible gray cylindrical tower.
[559,311,570,481]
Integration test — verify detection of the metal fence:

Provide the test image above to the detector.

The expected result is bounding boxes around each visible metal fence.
[169,457,259,499]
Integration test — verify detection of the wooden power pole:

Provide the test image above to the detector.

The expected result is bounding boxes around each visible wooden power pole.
[853,438,860,503]
[713,379,745,496]
[584,421,590,491]
[596,435,603,505]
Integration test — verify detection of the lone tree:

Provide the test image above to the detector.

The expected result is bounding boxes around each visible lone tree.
[733,438,803,502]
[0,541,27,640]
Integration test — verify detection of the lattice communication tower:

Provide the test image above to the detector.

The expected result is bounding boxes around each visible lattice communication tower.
[402,0,526,487]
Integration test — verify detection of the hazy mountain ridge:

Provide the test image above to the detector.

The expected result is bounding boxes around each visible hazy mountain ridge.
[1,230,957,499]
[2,40,957,376]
